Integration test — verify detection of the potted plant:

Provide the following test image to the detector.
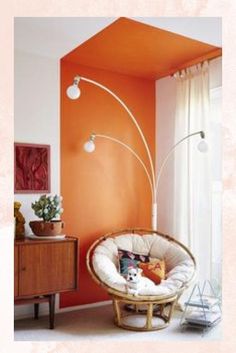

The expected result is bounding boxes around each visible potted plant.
[29,194,64,236]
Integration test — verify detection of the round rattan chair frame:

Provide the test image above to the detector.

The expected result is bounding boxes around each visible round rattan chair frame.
[86,228,196,331]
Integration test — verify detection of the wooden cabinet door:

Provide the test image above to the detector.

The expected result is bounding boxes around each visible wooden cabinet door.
[19,241,76,297]
[14,245,19,297]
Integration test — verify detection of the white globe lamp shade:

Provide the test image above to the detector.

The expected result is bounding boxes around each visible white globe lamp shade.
[197,140,208,153]
[84,140,95,153]
[66,84,81,100]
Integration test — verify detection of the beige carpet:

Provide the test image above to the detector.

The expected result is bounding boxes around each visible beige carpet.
[14,304,222,341]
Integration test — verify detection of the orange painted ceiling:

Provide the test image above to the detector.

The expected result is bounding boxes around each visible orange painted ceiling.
[62,17,221,80]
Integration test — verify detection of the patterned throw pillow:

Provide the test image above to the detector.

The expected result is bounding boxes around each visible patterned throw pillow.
[138,259,166,284]
[118,249,150,276]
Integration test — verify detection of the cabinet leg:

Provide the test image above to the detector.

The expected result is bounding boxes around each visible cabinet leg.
[34,303,39,320]
[49,294,55,329]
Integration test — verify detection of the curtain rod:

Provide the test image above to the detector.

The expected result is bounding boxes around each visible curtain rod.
[168,48,222,77]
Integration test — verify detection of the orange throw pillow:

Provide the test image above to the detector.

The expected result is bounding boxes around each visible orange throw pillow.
[139,259,165,284]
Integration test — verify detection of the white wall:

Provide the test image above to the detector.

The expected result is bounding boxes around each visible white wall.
[155,76,177,234]
[14,49,60,235]
[155,57,222,235]
[14,49,60,318]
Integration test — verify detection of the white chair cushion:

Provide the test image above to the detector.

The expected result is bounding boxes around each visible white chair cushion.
[92,233,195,296]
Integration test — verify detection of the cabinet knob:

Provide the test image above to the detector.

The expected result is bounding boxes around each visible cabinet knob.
[21,267,26,271]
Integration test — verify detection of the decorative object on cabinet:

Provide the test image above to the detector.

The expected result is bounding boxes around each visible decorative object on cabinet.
[27,234,66,240]
[29,194,64,236]
[87,228,196,331]
[14,143,50,193]
[14,201,25,240]
[66,75,208,230]
[29,220,65,237]
[14,236,79,329]
[180,280,221,335]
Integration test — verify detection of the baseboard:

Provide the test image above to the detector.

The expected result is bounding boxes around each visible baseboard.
[58,300,112,313]
[14,297,182,321]
[14,298,112,320]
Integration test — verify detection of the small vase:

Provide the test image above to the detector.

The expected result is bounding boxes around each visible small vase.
[29,220,64,237]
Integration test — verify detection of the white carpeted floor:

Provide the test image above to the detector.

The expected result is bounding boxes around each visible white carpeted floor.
[14,304,222,341]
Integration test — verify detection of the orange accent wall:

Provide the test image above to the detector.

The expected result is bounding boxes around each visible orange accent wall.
[60,60,155,307]
[60,17,221,307]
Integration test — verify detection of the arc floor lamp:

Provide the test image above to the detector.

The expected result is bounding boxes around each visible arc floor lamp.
[66,75,208,231]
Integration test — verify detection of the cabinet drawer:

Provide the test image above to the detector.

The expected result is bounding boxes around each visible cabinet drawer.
[18,241,77,297]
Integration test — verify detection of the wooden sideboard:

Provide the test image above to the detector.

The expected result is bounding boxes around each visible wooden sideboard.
[14,236,79,329]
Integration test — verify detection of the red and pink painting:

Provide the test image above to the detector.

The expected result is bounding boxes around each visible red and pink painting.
[14,143,50,193]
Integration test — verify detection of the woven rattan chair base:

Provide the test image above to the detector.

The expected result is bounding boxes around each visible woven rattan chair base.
[112,295,177,331]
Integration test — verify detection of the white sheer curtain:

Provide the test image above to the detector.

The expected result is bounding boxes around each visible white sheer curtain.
[173,61,212,282]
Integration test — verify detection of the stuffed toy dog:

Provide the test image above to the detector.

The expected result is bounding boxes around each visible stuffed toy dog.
[126,267,155,296]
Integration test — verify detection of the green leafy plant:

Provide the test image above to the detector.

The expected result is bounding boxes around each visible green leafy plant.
[31,195,63,222]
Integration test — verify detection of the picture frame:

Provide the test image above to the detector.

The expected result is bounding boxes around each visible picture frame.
[14,142,51,193]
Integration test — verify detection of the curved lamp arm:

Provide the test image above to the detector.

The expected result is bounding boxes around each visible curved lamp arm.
[84,133,155,204]
[155,130,206,201]
[67,75,156,196]
[67,77,207,230]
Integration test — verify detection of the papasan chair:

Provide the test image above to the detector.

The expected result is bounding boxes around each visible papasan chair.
[87,228,196,331]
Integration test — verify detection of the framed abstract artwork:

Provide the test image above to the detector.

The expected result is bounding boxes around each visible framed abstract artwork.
[14,143,51,193]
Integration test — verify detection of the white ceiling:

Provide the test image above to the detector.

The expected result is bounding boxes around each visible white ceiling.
[14,17,222,60]
[14,17,116,59]
[134,17,222,46]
